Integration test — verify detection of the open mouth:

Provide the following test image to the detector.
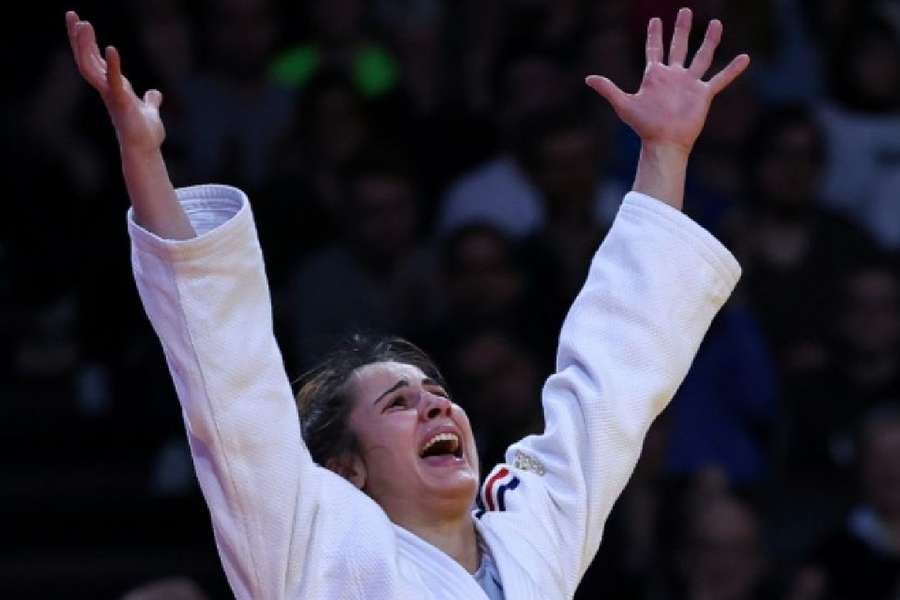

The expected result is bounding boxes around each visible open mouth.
[419,432,463,460]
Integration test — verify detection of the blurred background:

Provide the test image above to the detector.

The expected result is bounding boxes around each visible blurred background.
[3,0,900,598]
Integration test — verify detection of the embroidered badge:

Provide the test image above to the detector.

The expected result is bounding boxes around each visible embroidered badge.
[513,450,546,476]
[479,467,520,515]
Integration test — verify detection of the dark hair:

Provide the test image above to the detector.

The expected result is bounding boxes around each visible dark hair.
[295,334,447,466]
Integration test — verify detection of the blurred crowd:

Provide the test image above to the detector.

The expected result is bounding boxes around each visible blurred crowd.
[3,0,900,597]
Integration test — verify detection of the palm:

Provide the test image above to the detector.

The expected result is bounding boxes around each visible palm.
[66,11,165,152]
[587,9,749,153]
[626,64,713,148]
[108,86,166,151]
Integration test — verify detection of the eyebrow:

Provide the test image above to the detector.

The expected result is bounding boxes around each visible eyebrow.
[373,380,409,406]
[372,377,445,406]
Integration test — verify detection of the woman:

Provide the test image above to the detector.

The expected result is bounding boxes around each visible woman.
[66,8,747,599]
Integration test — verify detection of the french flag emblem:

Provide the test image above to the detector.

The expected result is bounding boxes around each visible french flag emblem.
[475,466,520,518]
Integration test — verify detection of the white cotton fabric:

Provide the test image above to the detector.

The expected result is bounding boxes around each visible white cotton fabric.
[128,184,740,599]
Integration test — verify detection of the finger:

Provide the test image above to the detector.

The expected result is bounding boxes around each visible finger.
[707,54,750,95]
[668,7,692,66]
[585,75,629,115]
[688,19,723,78]
[105,45,125,96]
[77,20,107,75]
[144,89,164,111]
[65,11,81,67]
[645,17,663,64]
[74,22,107,91]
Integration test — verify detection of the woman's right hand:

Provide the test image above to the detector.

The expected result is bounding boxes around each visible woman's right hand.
[65,10,194,239]
[66,10,165,156]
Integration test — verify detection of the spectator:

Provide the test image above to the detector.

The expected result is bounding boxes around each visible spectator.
[517,110,626,301]
[672,493,773,600]
[812,406,900,600]
[816,14,900,232]
[269,0,399,99]
[577,414,677,599]
[439,105,624,240]
[258,70,372,288]
[286,150,436,370]
[444,327,544,469]
[785,262,900,479]
[179,0,294,190]
[689,72,760,234]
[753,0,826,104]
[436,49,579,238]
[732,105,880,376]
[123,0,196,185]
[419,221,564,370]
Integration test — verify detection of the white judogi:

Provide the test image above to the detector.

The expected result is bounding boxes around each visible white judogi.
[128,185,740,599]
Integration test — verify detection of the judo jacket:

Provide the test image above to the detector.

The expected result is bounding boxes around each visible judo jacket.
[128,185,740,599]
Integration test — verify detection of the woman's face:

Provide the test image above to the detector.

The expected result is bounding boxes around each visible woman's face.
[344,361,480,523]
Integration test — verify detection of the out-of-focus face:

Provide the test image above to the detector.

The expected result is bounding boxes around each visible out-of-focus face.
[453,331,540,426]
[683,497,765,600]
[350,175,417,265]
[345,362,480,523]
[447,230,522,317]
[536,129,599,207]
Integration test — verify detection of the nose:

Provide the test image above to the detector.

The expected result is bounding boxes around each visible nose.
[419,391,452,421]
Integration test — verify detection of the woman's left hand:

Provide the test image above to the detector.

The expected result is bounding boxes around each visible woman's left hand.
[586,7,749,156]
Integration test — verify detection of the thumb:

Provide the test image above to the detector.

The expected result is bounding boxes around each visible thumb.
[143,89,164,111]
[585,75,628,115]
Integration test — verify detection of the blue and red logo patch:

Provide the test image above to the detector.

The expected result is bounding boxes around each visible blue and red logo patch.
[475,467,520,518]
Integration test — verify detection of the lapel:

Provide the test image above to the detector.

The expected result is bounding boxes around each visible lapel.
[393,524,490,599]
[475,515,542,600]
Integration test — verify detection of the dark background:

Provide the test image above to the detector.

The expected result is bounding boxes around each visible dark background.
[2,0,899,598]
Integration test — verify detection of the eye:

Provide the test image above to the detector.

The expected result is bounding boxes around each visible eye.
[430,388,450,400]
[386,395,408,411]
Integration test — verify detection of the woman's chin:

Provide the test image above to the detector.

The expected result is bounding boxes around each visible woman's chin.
[418,464,479,506]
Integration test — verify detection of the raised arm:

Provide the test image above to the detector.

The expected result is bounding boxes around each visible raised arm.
[586,8,748,209]
[65,13,341,598]
[477,8,747,596]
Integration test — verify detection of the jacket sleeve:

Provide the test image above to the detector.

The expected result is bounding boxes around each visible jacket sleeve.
[480,191,741,593]
[128,184,325,599]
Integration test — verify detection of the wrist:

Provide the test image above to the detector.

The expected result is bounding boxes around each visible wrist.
[639,142,691,168]
[631,143,690,211]
[120,144,163,168]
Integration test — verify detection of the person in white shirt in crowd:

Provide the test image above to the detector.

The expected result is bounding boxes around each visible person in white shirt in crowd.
[66,7,748,599]
[816,14,900,245]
